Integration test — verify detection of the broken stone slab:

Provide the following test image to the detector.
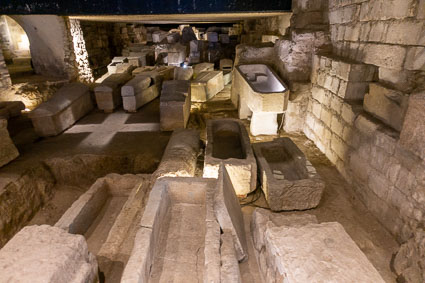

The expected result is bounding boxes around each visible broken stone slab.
[122,177,220,283]
[251,208,318,252]
[223,70,232,85]
[191,71,224,102]
[0,101,25,119]
[203,118,257,197]
[160,80,191,131]
[220,230,242,283]
[253,137,325,211]
[174,66,194,80]
[153,129,200,179]
[214,165,248,262]
[364,83,409,132]
[0,225,98,283]
[0,119,19,168]
[29,82,93,137]
[121,74,158,112]
[94,72,132,112]
[400,90,425,159]
[260,221,385,283]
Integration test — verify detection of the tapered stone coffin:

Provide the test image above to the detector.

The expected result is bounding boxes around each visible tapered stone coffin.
[121,74,158,112]
[121,177,221,283]
[203,118,257,197]
[160,80,191,131]
[29,82,93,137]
[191,71,224,102]
[253,137,324,211]
[95,72,132,112]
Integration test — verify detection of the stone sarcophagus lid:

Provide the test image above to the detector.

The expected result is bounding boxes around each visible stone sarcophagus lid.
[29,82,93,137]
[94,72,132,112]
[251,209,386,283]
[203,118,257,197]
[121,73,158,112]
[191,71,224,102]
[253,137,324,211]
[160,80,191,131]
[0,225,98,283]
[234,64,289,136]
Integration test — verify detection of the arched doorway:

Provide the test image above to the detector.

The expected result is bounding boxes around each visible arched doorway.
[0,15,32,83]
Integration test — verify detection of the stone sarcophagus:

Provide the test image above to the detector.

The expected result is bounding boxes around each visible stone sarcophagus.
[121,74,159,112]
[55,174,150,279]
[191,71,224,102]
[251,209,386,283]
[203,118,257,197]
[121,177,222,283]
[235,64,289,136]
[160,80,191,131]
[94,72,132,113]
[29,83,93,137]
[253,137,324,211]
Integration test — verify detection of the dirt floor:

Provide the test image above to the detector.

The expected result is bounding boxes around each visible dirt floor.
[4,83,399,282]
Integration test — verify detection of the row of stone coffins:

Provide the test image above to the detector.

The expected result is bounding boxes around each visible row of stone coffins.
[0,127,385,282]
[203,118,325,211]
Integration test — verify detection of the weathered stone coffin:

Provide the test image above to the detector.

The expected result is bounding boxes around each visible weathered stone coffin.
[203,118,257,197]
[0,119,19,168]
[29,82,93,137]
[121,74,158,112]
[0,101,25,119]
[160,80,191,131]
[95,72,132,112]
[235,64,289,118]
[191,71,224,102]
[153,129,200,179]
[0,225,98,283]
[121,177,221,283]
[253,137,324,211]
[251,209,386,283]
[55,174,150,276]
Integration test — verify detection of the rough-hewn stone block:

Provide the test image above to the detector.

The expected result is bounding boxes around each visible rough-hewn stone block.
[0,119,19,168]
[363,44,407,70]
[364,83,409,131]
[404,47,425,71]
[0,225,98,283]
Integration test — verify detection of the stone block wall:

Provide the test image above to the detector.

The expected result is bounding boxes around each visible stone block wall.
[79,21,115,76]
[305,52,425,242]
[0,49,11,89]
[68,19,94,83]
[329,0,425,91]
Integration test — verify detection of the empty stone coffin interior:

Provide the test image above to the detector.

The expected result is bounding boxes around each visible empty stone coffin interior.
[28,82,94,137]
[251,208,385,283]
[121,173,243,282]
[235,64,289,136]
[203,118,257,197]
[253,137,325,211]
[55,173,151,279]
